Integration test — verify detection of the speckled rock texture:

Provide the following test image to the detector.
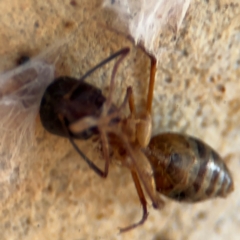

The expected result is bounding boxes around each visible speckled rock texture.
[0,1,240,240]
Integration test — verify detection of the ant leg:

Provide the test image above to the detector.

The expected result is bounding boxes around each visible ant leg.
[119,170,148,233]
[58,115,108,178]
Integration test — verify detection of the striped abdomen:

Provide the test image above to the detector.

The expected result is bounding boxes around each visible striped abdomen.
[145,133,234,202]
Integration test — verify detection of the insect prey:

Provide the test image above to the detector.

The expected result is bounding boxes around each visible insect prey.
[39,47,234,233]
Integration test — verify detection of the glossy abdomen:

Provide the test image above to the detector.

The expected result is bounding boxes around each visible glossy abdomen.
[145,133,234,202]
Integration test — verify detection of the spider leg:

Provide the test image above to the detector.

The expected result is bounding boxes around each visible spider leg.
[146,56,157,115]
[119,170,148,233]
[64,48,130,99]
[59,114,108,178]
[104,48,130,115]
[99,130,110,178]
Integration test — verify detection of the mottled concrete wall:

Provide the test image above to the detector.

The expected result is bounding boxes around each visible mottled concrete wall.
[0,1,239,240]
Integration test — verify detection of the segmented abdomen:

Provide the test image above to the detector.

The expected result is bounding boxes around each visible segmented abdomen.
[185,136,233,201]
[146,133,234,202]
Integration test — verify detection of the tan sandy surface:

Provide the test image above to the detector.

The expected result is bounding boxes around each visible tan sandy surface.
[0,0,240,240]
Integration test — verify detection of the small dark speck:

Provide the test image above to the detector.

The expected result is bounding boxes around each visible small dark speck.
[64,21,74,29]
[46,184,53,193]
[153,233,172,240]
[111,0,115,4]
[209,76,215,83]
[34,21,39,28]
[216,84,225,93]
[16,55,30,66]
[165,77,172,83]
[196,211,207,220]
[182,49,188,56]
[26,217,31,225]
[70,0,77,6]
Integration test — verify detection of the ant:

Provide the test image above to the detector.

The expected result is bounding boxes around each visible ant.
[40,47,233,232]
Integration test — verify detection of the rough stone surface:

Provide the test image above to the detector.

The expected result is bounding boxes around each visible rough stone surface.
[0,0,239,240]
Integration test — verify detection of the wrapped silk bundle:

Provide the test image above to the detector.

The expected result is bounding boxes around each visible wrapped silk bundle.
[0,39,69,188]
[0,60,54,186]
